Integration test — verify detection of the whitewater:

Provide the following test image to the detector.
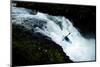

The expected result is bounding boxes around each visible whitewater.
[12,5,96,62]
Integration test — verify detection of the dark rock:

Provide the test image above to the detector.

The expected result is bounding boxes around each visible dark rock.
[12,1,96,36]
[12,24,73,66]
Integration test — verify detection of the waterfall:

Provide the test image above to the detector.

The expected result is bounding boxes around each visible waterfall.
[12,6,96,62]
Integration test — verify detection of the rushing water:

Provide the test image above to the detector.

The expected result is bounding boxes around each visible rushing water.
[12,5,96,62]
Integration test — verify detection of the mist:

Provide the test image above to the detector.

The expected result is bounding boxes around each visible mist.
[12,5,96,62]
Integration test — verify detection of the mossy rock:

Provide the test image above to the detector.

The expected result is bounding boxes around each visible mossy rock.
[12,24,73,66]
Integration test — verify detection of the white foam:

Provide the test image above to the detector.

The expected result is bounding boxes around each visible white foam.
[12,6,96,62]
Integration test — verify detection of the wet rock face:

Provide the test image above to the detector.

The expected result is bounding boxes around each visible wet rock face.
[12,24,73,66]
